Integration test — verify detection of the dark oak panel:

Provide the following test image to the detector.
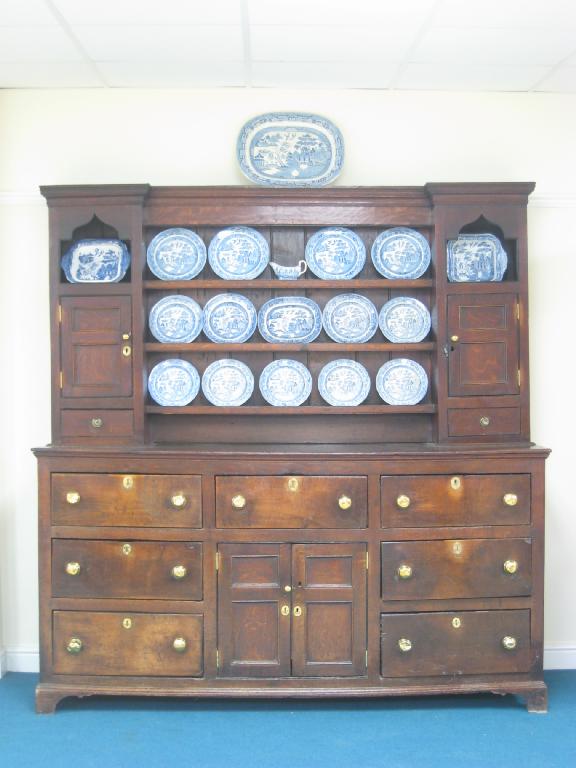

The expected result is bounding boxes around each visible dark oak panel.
[448,407,521,437]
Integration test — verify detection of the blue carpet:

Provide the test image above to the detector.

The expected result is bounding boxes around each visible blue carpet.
[0,672,574,768]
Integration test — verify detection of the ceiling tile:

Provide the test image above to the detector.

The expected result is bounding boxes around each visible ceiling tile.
[434,0,576,29]
[411,26,576,65]
[0,60,102,87]
[251,26,416,61]
[97,60,245,87]
[0,27,83,61]
[395,62,551,91]
[0,0,58,25]
[248,0,436,26]
[533,66,576,91]
[72,25,244,61]
[251,61,397,88]
[52,0,242,25]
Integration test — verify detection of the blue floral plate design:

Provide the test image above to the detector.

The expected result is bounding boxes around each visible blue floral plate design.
[237,112,344,187]
[259,359,312,407]
[447,233,508,282]
[258,296,322,344]
[148,359,200,406]
[202,359,254,407]
[305,228,366,280]
[376,358,428,405]
[61,239,130,283]
[203,293,257,343]
[318,359,370,407]
[147,228,207,280]
[149,295,203,344]
[322,294,378,343]
[208,226,269,280]
[371,228,431,279]
[379,297,431,343]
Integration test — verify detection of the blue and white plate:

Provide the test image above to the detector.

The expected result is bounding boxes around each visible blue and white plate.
[202,359,254,406]
[258,296,322,344]
[259,359,312,407]
[203,293,257,343]
[61,239,130,283]
[379,297,431,343]
[318,359,370,407]
[322,294,378,343]
[147,228,207,280]
[376,358,428,405]
[447,233,508,282]
[305,227,366,280]
[208,226,269,280]
[149,295,203,344]
[371,228,431,279]
[237,112,344,188]
[148,359,200,406]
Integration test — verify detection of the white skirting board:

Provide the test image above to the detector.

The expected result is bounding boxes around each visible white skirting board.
[3,646,576,674]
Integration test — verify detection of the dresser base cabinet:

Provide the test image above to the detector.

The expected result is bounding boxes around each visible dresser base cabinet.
[35,446,548,713]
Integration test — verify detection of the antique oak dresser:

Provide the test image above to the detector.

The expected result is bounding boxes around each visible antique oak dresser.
[34,183,549,713]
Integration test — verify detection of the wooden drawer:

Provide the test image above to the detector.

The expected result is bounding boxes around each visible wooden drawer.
[53,611,203,676]
[52,540,202,600]
[381,609,532,677]
[448,407,521,437]
[381,538,532,600]
[381,474,530,528]
[52,473,202,528]
[215,475,367,528]
[61,410,134,439]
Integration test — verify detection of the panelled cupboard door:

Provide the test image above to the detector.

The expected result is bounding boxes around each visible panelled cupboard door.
[60,296,132,398]
[447,294,519,396]
[217,543,367,678]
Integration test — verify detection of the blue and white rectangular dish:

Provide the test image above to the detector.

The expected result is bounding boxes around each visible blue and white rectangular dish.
[62,239,130,283]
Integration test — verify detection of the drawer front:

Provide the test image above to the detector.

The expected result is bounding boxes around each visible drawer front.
[381,538,532,600]
[448,407,521,438]
[381,609,531,677]
[52,473,202,528]
[53,611,203,676]
[381,474,530,528]
[216,475,367,528]
[61,410,134,439]
[52,540,202,600]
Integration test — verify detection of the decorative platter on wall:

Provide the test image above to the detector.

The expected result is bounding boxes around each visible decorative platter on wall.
[237,112,344,187]
[61,239,130,283]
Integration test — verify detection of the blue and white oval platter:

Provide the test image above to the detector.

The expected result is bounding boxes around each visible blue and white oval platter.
[258,296,322,344]
[237,112,344,187]
[61,239,130,283]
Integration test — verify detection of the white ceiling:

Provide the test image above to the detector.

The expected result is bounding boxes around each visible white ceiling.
[1,0,576,91]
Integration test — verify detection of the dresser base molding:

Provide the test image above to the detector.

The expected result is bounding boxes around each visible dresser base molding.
[35,679,547,714]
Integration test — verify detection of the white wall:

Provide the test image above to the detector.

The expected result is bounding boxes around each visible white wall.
[0,88,574,672]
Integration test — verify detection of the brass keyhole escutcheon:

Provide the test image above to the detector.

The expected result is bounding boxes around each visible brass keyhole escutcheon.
[66,491,80,505]
[450,476,461,490]
[398,638,412,652]
[280,605,290,616]
[122,543,132,556]
[287,477,299,492]
[452,541,463,555]
[452,617,462,629]
[91,417,103,429]
[122,345,132,357]
[396,494,410,509]
[65,561,81,576]
[122,476,134,490]
[122,617,132,630]
[293,606,302,617]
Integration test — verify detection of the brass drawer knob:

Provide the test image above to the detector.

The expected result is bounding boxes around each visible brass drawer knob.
[397,564,413,579]
[281,605,290,616]
[284,585,292,593]
[503,559,518,574]
[66,638,83,654]
[232,494,247,509]
[398,638,412,653]
[450,335,459,342]
[91,417,103,429]
[396,494,410,509]
[170,493,187,508]
[173,637,187,652]
[171,565,187,580]
[65,561,81,576]
[338,495,352,510]
[502,636,517,651]
[479,416,491,427]
[503,493,518,506]
[293,606,302,617]
[66,491,80,505]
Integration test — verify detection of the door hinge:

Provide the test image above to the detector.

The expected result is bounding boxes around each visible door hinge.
[216,649,220,668]
[59,371,63,389]
[57,304,62,323]
[517,369,521,387]
[215,551,220,571]
[366,552,369,570]
[365,649,368,667]
[516,302,520,321]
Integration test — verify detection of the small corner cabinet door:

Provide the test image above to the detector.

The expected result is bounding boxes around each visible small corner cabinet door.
[291,543,367,677]
[60,296,132,398]
[447,294,519,396]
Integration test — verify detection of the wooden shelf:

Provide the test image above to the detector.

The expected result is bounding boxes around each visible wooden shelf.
[146,404,437,415]
[143,279,434,290]
[145,342,436,353]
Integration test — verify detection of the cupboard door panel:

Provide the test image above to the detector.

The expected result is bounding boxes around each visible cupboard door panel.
[60,296,132,398]
[291,543,367,677]
[447,294,519,396]
[217,543,291,677]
